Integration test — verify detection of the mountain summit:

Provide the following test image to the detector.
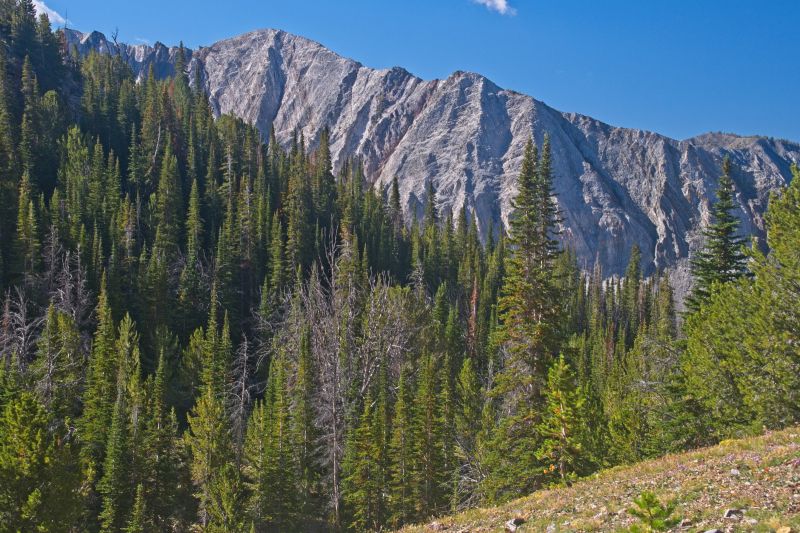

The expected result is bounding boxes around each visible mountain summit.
[65,28,800,279]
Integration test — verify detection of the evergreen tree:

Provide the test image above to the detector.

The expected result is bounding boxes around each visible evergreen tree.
[536,354,588,484]
[412,352,447,518]
[81,275,118,472]
[0,391,81,531]
[485,136,562,501]
[292,326,320,515]
[389,367,415,527]
[98,391,132,532]
[141,350,181,528]
[126,484,148,533]
[687,157,747,312]
[343,391,381,531]
[243,352,297,528]
[154,143,183,259]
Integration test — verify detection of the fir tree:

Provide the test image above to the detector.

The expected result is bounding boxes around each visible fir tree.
[536,354,587,484]
[389,367,414,527]
[343,391,381,531]
[125,484,148,533]
[98,391,132,532]
[486,136,563,501]
[0,391,81,531]
[687,157,747,312]
[81,275,118,471]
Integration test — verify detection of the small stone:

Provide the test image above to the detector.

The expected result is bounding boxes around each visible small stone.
[545,524,557,533]
[505,517,525,532]
[776,527,793,533]
[723,508,744,519]
[703,529,722,533]
[428,521,446,531]
[730,468,740,476]
[679,518,692,527]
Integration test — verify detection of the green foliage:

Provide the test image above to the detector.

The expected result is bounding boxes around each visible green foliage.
[536,354,588,484]
[0,12,796,531]
[626,491,680,532]
[0,391,82,531]
[683,164,800,436]
[484,135,564,501]
[687,157,748,312]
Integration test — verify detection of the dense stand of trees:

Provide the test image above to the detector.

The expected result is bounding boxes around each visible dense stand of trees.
[0,3,799,531]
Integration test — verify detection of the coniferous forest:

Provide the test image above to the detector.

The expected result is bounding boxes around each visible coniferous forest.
[0,2,799,531]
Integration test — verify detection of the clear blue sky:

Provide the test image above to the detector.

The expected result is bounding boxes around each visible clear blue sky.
[37,0,799,141]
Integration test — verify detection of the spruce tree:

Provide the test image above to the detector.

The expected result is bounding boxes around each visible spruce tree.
[486,136,562,501]
[387,366,414,527]
[687,157,747,312]
[412,351,447,518]
[98,391,132,532]
[126,484,148,533]
[343,391,381,531]
[0,391,81,531]
[81,275,118,471]
[536,354,587,484]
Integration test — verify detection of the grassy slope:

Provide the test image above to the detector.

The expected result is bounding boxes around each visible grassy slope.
[401,427,800,532]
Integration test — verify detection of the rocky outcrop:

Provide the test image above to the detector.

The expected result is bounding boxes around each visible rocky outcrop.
[64,28,800,278]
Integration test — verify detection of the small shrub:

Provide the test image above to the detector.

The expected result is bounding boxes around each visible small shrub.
[626,491,680,532]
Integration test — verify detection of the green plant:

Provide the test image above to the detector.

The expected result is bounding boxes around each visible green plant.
[627,491,680,532]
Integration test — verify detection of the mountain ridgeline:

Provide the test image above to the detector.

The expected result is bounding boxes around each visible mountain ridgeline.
[1,7,799,532]
[66,28,800,279]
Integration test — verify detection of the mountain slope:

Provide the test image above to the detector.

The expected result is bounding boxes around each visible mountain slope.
[64,28,800,278]
[400,426,800,532]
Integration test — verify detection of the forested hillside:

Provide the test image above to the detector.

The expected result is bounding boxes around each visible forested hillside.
[0,2,798,532]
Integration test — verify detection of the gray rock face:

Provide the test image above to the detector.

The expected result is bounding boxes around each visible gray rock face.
[65,28,800,278]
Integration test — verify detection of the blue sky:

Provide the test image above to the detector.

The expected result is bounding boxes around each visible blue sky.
[35,0,799,141]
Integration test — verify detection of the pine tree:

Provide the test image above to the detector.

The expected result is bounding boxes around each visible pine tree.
[81,275,118,471]
[495,136,562,390]
[293,326,319,515]
[15,171,40,275]
[412,352,447,518]
[125,484,148,533]
[389,367,415,527]
[179,178,205,335]
[687,157,747,312]
[0,391,81,531]
[185,292,235,528]
[314,126,336,226]
[536,354,587,484]
[485,136,563,501]
[154,143,183,259]
[31,304,82,421]
[186,383,232,528]
[207,463,247,533]
[343,391,381,531]
[98,391,132,532]
[141,351,180,528]
[243,352,297,528]
[453,356,482,506]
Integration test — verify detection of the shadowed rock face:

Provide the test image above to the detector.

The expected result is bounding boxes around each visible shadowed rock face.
[65,28,800,281]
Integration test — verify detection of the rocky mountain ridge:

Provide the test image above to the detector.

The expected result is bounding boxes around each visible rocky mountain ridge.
[64,28,800,280]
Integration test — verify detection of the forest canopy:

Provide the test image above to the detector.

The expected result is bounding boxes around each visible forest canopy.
[0,2,798,531]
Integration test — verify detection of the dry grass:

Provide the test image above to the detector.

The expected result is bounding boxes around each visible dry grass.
[400,427,800,532]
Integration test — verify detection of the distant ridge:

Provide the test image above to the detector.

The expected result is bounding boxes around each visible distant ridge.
[65,28,800,288]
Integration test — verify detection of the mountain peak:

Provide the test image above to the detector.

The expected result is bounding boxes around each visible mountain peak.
[68,27,800,287]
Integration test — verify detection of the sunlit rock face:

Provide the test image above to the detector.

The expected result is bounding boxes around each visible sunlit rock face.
[66,28,800,286]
